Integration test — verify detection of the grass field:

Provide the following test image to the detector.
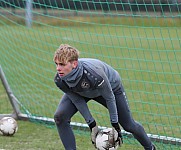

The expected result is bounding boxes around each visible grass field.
[0,14,180,149]
[0,83,142,150]
[0,121,180,150]
[0,89,180,150]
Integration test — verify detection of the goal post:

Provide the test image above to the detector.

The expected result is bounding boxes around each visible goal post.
[0,0,181,148]
[0,65,20,119]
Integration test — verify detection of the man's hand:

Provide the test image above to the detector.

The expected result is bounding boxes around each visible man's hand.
[116,132,123,146]
[91,125,99,145]
[89,120,99,146]
[111,123,123,146]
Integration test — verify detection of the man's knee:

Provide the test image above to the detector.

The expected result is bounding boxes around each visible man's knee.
[54,111,65,125]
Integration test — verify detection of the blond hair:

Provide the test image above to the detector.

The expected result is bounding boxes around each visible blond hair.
[53,44,79,64]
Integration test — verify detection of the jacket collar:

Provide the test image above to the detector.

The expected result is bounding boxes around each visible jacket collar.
[61,61,83,87]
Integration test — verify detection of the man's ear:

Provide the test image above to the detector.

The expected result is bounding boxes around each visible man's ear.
[72,60,78,69]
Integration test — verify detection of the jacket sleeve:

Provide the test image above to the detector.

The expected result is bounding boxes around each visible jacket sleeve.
[66,91,95,125]
[84,64,119,124]
[96,72,118,124]
[54,73,95,125]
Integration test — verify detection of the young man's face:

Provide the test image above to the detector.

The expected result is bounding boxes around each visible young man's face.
[55,59,78,77]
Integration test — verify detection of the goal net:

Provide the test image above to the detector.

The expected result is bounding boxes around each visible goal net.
[0,0,180,149]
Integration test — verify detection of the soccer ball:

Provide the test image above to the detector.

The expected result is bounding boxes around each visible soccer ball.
[0,117,18,136]
[96,128,119,150]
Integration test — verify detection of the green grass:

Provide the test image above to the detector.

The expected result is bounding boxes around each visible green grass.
[0,120,144,150]
[0,14,180,149]
[0,84,144,150]
[0,119,180,149]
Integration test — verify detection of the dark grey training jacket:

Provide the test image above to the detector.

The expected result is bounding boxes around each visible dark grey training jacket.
[54,58,121,124]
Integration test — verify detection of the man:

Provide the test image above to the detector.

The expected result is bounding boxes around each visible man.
[53,44,156,150]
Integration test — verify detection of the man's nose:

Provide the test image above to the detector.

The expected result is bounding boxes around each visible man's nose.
[56,65,62,71]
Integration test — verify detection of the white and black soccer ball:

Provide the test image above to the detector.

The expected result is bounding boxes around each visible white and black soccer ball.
[96,128,119,150]
[0,117,18,136]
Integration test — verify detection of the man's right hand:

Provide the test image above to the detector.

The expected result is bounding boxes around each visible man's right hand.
[89,120,99,146]
[91,125,99,145]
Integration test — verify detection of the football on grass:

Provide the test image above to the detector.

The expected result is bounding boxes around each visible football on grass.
[0,117,18,136]
[96,128,119,150]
